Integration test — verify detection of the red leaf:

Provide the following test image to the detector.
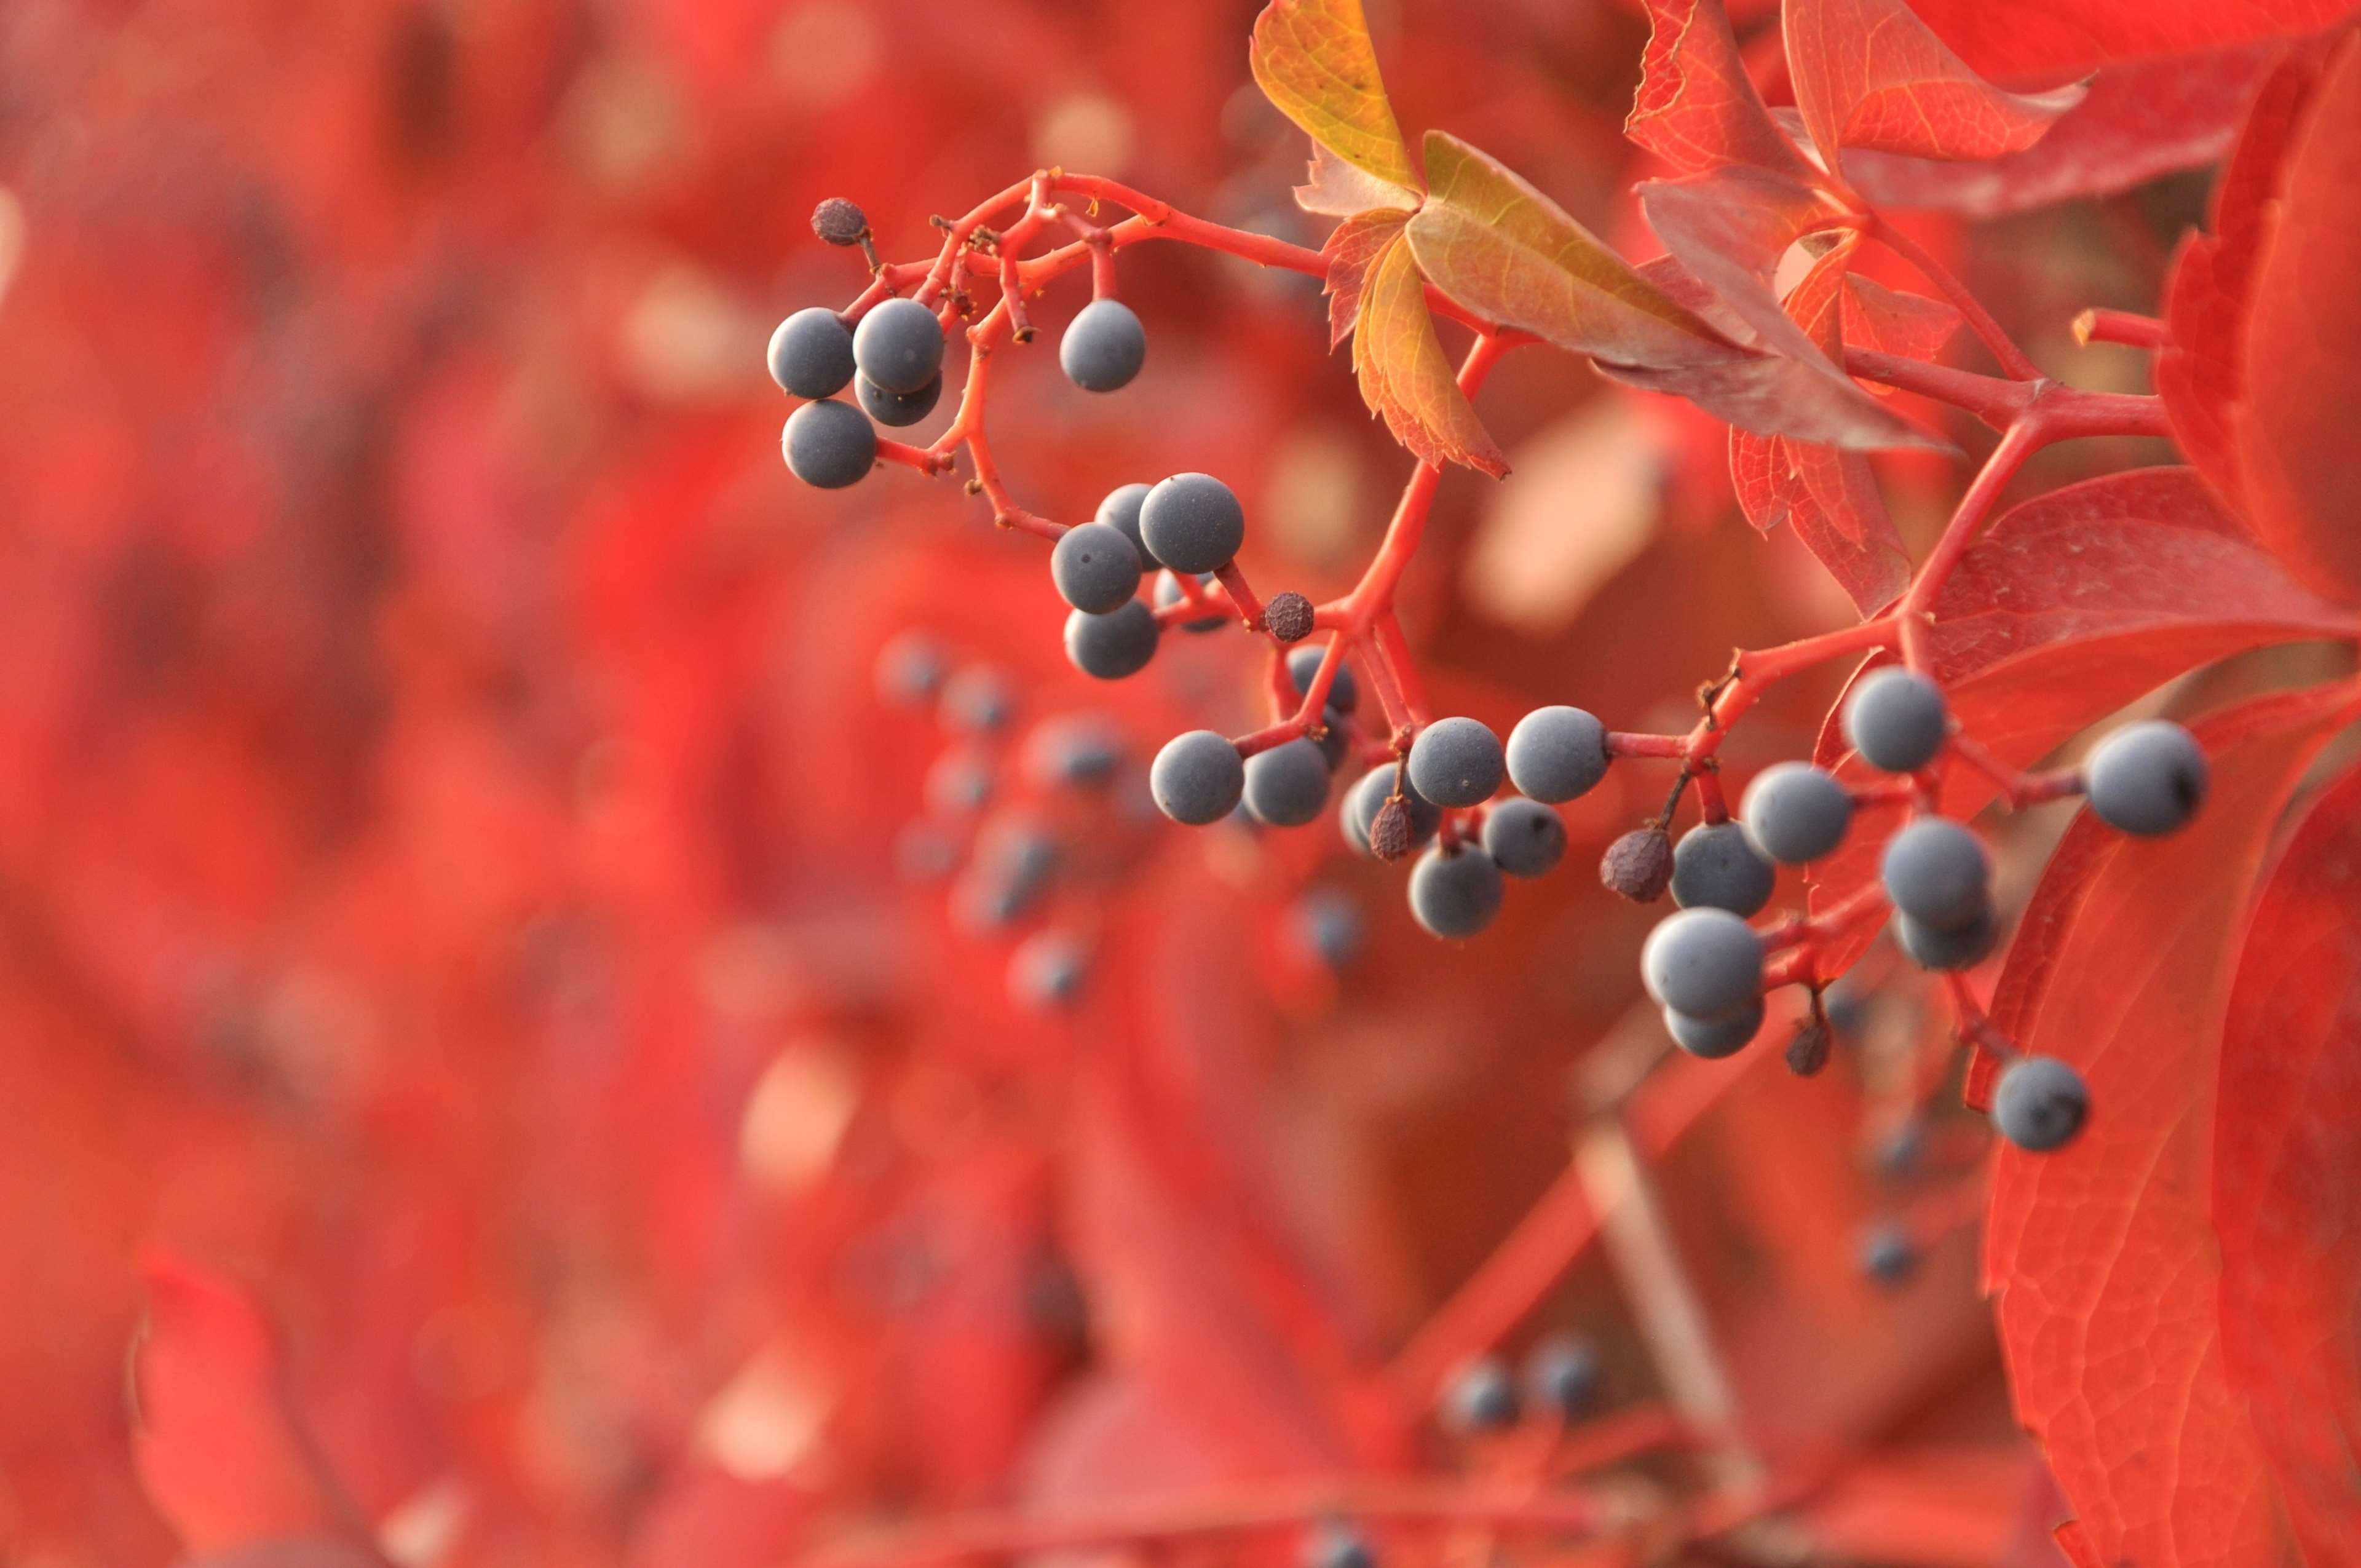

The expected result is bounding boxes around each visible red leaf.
[1322,207,1410,349]
[130,1254,384,1559]
[1905,0,2352,84]
[1784,0,2084,174]
[2231,31,2361,603]
[2214,755,2361,1563]
[2157,47,2332,517]
[1840,274,1961,363]
[1839,43,2290,218]
[1804,469,2351,969]
[1627,0,1821,181]
[1982,684,2354,1568]
[1351,226,1509,477]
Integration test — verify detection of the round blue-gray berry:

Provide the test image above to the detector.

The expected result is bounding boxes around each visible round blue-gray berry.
[1991,1055,2087,1152]
[1408,844,1504,939]
[855,371,940,427]
[1880,818,1990,930]
[1343,767,1439,858]
[1050,521,1144,614]
[940,666,1014,734]
[1664,997,1764,1059]
[2086,719,2209,836]
[1858,1222,1918,1286]
[1506,707,1610,803]
[874,631,947,706]
[1482,797,1565,879]
[1021,716,1122,790]
[1640,907,1764,1021]
[1893,906,1998,971]
[1009,931,1089,1010]
[1740,762,1853,865]
[925,748,994,815]
[1140,473,1245,575]
[1064,601,1160,681]
[1671,822,1775,917]
[781,399,876,489]
[768,307,856,398]
[1442,1356,1518,1433]
[1843,668,1948,774]
[1408,717,1505,809]
[1522,1334,1602,1419]
[1152,731,1244,825]
[1287,644,1359,715]
[1244,738,1332,827]
[851,296,945,395]
[1290,889,1365,971]
[1096,483,1156,564]
[1060,298,1146,392]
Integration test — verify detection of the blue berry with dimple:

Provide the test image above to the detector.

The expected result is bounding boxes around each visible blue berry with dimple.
[1442,1356,1519,1433]
[1991,1055,2088,1151]
[855,371,940,427]
[1096,483,1156,563]
[1051,521,1144,614]
[1483,797,1565,879]
[1408,845,1503,939]
[1671,822,1774,916]
[2087,719,2209,836]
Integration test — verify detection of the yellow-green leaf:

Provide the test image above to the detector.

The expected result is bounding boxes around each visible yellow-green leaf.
[1352,228,1508,477]
[1321,207,1410,348]
[1405,130,1738,369]
[1251,0,1419,193]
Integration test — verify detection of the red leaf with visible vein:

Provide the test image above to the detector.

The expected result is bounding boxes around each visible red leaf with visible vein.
[1351,228,1508,476]
[1629,167,1948,451]
[131,1254,386,1559]
[1840,273,1961,363]
[2232,33,2361,603]
[1983,684,2354,1568]
[2215,756,2361,1564]
[1803,469,2350,970]
[1785,0,2084,175]
[1249,0,1420,192]
[1627,0,1821,180]
[1905,0,2353,84]
[2157,47,2330,517]
[1322,207,1410,348]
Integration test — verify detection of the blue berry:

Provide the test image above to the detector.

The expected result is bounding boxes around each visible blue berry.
[1153,570,1227,633]
[1287,644,1359,715]
[1506,707,1610,803]
[1009,931,1089,1010]
[2086,720,2208,836]
[1991,1055,2089,1152]
[1312,707,1350,771]
[1152,731,1244,825]
[1640,908,1764,1021]
[1343,767,1438,859]
[924,748,994,815]
[852,296,945,395]
[1664,997,1763,1058]
[1290,889,1366,970]
[1021,716,1123,791]
[1880,819,1990,930]
[975,815,1061,890]
[874,631,947,705]
[781,399,876,488]
[1408,844,1504,939]
[1482,797,1565,879]
[893,822,958,882]
[1522,1334,1602,1420]
[1096,483,1156,564]
[1858,1222,1918,1286]
[1064,601,1161,681]
[952,868,1043,933]
[1050,521,1145,614]
[1893,906,1998,971]
[855,371,941,427]
[1443,1356,1519,1433]
[1244,738,1332,828]
[1140,473,1245,574]
[1843,668,1948,774]
[1407,717,1505,809]
[1740,762,1853,865]
[1671,822,1775,917]
[940,666,1014,734]
[1305,1524,1375,1568]
[768,307,855,398]
[1060,298,1147,392]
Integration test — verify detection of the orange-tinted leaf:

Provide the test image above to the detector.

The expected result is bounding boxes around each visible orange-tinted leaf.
[1786,0,2084,173]
[1905,0,2352,83]
[1841,274,1961,363]
[1627,0,1821,180]
[130,1254,382,1559]
[1634,167,1948,451]
[1250,0,1419,192]
[2156,47,2330,518]
[2232,33,2361,603]
[1404,132,1739,370]
[2215,755,2361,1564]
[1294,140,1422,218]
[1351,227,1508,476]
[1983,684,2354,1568]
[1322,207,1410,348]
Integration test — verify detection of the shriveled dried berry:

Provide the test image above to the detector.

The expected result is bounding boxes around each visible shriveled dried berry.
[1264,590,1315,643]
[1600,827,1672,902]
[811,197,869,245]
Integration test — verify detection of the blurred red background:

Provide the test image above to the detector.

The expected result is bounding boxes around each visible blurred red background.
[0,1,2164,1561]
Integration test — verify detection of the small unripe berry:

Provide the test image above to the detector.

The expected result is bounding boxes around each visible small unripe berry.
[1843,668,1949,774]
[1063,601,1161,681]
[1991,1055,2088,1152]
[852,296,945,395]
[2086,719,2209,836]
[1506,707,1610,802]
[1051,521,1145,614]
[1407,844,1504,939]
[768,307,856,398]
[1482,797,1566,879]
[1060,298,1147,392]
[1640,907,1764,1021]
[1671,822,1775,917]
[1243,738,1332,828]
[1151,731,1244,825]
[1600,827,1673,903]
[811,197,868,245]
[1740,762,1853,865]
[1442,1356,1519,1434]
[1140,473,1246,574]
[781,399,876,488]
[1664,997,1763,1059]
[1408,716,1505,809]
[1264,591,1315,644]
